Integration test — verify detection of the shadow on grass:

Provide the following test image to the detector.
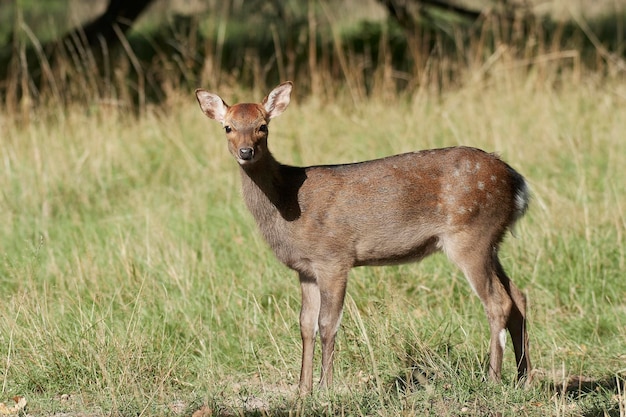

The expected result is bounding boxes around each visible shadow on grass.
[547,373,626,417]
[390,358,626,416]
[554,373,626,398]
[553,373,626,417]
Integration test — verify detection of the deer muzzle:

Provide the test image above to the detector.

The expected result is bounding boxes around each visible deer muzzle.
[238,147,254,161]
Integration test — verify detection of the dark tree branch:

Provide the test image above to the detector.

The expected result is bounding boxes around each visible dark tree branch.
[419,0,483,20]
[61,0,156,49]
[0,0,157,100]
[380,0,419,31]
[377,0,523,32]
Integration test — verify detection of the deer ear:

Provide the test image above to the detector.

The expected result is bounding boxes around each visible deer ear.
[262,81,293,119]
[196,89,229,123]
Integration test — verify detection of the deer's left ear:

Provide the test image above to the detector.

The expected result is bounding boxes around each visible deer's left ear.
[262,81,293,119]
[196,89,229,123]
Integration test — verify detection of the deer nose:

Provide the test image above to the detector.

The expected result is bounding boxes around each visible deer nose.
[238,147,254,161]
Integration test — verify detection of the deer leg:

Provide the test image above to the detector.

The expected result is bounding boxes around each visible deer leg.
[317,270,348,389]
[476,271,512,381]
[444,238,513,381]
[494,259,532,381]
[298,273,321,395]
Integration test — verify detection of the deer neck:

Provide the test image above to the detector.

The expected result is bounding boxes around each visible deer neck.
[239,152,304,223]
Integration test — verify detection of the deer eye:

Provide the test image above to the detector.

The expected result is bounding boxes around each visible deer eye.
[259,124,268,133]
[224,126,232,133]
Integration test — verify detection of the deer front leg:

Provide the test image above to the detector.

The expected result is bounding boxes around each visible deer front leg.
[318,271,348,389]
[298,274,320,395]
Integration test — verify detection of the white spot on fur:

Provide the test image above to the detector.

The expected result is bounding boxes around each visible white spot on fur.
[499,329,507,350]
[477,181,485,190]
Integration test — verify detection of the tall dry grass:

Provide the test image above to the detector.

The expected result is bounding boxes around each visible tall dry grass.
[2,0,624,114]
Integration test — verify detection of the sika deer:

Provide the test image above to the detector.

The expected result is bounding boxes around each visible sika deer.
[195,81,532,394]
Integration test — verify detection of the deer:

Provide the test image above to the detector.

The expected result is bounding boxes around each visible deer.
[195,81,532,395]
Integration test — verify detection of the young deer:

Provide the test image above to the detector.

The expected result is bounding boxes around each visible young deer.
[195,82,531,394]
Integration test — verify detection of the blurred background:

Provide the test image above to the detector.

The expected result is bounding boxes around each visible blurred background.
[0,0,624,110]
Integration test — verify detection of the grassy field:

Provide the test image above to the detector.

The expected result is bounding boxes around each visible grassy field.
[1,59,625,416]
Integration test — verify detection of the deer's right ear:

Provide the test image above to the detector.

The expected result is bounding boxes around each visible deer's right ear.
[195,89,228,123]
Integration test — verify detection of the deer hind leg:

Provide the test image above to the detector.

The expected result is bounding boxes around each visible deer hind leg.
[298,273,321,395]
[443,234,514,381]
[494,258,532,381]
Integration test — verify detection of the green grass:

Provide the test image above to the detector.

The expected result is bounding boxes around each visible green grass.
[1,67,625,416]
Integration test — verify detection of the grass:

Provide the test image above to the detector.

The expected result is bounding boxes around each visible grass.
[0,19,625,412]
[1,66,625,416]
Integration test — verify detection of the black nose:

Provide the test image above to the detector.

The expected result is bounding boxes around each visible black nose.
[239,147,254,160]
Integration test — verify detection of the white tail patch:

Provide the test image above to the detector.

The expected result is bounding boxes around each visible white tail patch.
[510,174,530,237]
[515,180,530,217]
